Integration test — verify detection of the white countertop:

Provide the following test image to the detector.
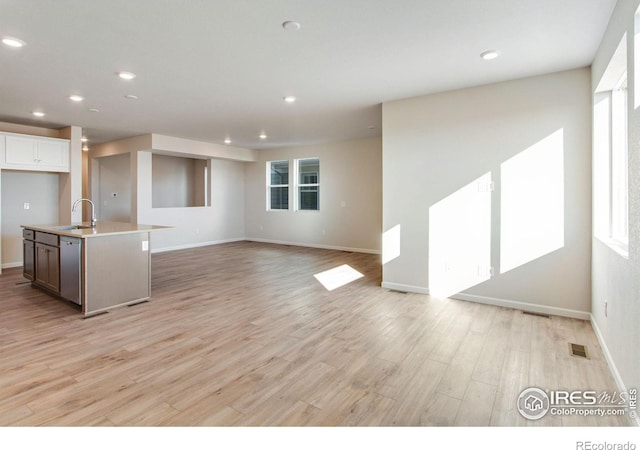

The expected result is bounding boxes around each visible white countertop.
[22,221,174,238]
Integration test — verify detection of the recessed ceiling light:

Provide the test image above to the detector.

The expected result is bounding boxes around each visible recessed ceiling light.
[282,21,301,31]
[82,146,89,152]
[81,137,88,143]
[88,108,100,113]
[480,50,499,60]
[69,95,84,102]
[2,36,26,48]
[259,133,267,140]
[283,96,296,103]
[124,94,139,100]
[32,111,45,117]
[224,138,231,144]
[117,71,136,80]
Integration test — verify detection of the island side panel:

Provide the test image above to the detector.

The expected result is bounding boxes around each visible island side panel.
[84,232,150,315]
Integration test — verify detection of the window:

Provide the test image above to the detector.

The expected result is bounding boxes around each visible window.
[267,160,289,210]
[610,73,628,248]
[594,34,628,256]
[296,158,320,211]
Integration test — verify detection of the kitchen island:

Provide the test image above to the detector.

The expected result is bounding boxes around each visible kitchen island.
[22,221,173,317]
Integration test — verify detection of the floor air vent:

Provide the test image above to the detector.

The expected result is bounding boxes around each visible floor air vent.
[569,343,590,359]
[522,310,550,318]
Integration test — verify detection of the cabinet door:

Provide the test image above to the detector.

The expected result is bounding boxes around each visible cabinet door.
[36,139,68,167]
[47,246,60,293]
[23,240,35,281]
[5,135,37,165]
[35,243,60,293]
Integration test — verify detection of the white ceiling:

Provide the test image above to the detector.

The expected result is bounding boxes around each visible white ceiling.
[0,0,616,149]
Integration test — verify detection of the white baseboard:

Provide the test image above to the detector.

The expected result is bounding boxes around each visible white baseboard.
[245,237,380,255]
[151,237,245,254]
[1,261,23,269]
[590,315,640,427]
[381,282,430,295]
[450,293,591,320]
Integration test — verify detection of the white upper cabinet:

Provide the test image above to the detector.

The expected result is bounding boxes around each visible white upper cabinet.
[1,132,70,172]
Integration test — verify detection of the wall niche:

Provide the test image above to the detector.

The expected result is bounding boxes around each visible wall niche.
[152,153,211,208]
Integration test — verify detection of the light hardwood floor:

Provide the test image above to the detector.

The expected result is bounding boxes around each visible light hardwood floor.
[0,241,628,426]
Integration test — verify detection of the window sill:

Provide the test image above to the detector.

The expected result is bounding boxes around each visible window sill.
[596,237,629,259]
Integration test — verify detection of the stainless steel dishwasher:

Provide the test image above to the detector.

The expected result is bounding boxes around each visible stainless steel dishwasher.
[60,236,82,305]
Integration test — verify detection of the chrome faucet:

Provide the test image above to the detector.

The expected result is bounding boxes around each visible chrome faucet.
[72,198,97,227]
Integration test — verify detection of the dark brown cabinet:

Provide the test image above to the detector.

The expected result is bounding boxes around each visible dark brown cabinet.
[24,229,83,305]
[35,242,60,293]
[28,231,61,294]
[23,230,35,281]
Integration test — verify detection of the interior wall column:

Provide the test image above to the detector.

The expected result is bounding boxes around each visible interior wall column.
[58,126,83,223]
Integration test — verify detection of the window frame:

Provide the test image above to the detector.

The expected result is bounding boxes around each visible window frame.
[266,160,290,211]
[294,157,320,212]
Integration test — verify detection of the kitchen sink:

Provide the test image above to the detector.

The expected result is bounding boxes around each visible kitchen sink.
[54,225,93,230]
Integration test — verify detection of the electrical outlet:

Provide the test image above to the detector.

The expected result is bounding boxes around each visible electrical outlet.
[23,202,30,210]
[142,241,149,251]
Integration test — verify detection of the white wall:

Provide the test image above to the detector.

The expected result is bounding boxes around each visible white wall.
[382,68,592,317]
[591,0,640,418]
[138,152,245,251]
[1,171,59,267]
[244,137,382,253]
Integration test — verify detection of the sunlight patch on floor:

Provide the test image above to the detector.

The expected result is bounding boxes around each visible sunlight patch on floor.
[314,264,364,291]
